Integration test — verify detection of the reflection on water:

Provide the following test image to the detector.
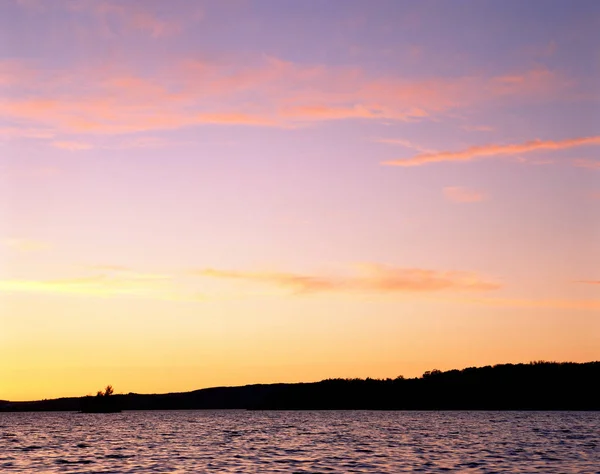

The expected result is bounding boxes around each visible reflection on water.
[1,411,598,473]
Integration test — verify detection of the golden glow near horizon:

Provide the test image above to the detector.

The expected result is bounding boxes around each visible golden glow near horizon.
[1,0,599,401]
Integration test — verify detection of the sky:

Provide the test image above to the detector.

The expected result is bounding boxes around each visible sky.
[1,0,599,401]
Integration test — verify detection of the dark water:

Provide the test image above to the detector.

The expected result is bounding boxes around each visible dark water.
[0,411,598,473]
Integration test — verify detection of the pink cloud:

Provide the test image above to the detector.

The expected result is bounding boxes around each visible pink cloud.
[384,136,600,167]
[51,141,93,151]
[443,186,487,203]
[372,137,436,153]
[513,156,556,165]
[462,125,494,132]
[0,57,575,136]
[0,126,55,139]
[92,2,182,38]
[19,0,186,38]
[573,158,600,170]
[487,68,570,97]
[523,41,558,59]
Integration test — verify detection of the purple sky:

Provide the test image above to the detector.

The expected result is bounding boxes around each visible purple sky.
[1,0,599,400]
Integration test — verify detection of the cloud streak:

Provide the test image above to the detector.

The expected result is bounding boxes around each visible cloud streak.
[196,264,501,295]
[0,266,196,301]
[16,0,187,38]
[0,276,152,297]
[443,186,487,203]
[573,158,600,170]
[465,297,600,311]
[575,280,600,286]
[3,238,49,252]
[383,136,600,167]
[372,137,436,153]
[0,56,571,137]
[51,141,93,151]
[462,125,494,132]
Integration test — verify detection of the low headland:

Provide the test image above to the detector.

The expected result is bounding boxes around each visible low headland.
[1,361,598,412]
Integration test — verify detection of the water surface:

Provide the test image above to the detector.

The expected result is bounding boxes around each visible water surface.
[1,411,598,473]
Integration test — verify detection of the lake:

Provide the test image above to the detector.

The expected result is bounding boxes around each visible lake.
[1,411,598,473]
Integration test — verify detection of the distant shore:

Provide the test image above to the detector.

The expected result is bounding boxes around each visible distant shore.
[1,361,599,412]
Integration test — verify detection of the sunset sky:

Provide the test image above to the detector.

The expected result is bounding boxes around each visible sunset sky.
[1,0,599,401]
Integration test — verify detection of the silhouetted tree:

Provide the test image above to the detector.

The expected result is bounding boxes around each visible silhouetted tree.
[95,385,114,397]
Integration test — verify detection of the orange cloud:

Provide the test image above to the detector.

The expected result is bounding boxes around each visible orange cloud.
[575,280,600,286]
[200,269,339,294]
[384,136,600,166]
[197,264,500,294]
[443,186,487,203]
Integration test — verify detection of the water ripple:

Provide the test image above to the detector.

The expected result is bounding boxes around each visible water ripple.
[0,411,598,472]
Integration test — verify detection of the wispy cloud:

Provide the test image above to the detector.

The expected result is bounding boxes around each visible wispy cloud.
[195,264,501,295]
[0,126,55,139]
[575,280,600,286]
[464,296,600,311]
[524,41,557,59]
[109,136,174,149]
[0,276,132,297]
[573,158,600,170]
[200,268,339,294]
[90,1,183,38]
[51,141,93,151]
[487,68,570,97]
[0,267,199,302]
[513,156,555,165]
[462,125,494,132]
[372,137,436,153]
[383,136,600,167]
[16,0,188,38]
[0,56,572,136]
[443,186,487,203]
[84,265,171,281]
[86,264,130,272]
[3,238,49,252]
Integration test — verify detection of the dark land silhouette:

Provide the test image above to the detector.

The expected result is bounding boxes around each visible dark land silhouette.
[1,361,598,412]
[79,385,121,413]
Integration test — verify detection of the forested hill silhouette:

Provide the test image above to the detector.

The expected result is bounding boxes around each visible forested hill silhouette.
[1,361,598,412]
